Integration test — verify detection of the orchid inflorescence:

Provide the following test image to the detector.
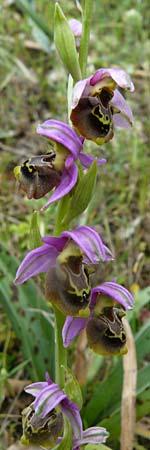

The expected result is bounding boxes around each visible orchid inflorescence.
[14,3,135,449]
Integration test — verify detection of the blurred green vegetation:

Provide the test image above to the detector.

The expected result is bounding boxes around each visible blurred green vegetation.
[0,0,149,449]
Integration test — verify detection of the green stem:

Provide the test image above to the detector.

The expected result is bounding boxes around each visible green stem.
[51,0,94,387]
[53,199,70,387]
[79,0,94,77]
[53,305,67,387]
[67,74,74,124]
[54,195,70,236]
[53,0,94,379]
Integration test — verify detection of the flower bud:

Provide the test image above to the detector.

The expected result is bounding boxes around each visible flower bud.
[68,18,82,49]
[68,19,82,38]
[54,3,81,81]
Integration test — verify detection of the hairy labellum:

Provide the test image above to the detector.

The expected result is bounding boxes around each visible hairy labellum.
[86,306,127,356]
[70,88,114,144]
[45,255,91,316]
[14,153,61,199]
[21,403,63,447]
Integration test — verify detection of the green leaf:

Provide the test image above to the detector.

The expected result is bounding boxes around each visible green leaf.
[0,360,29,382]
[129,286,150,320]
[64,367,83,409]
[0,361,29,408]
[30,21,52,54]
[54,194,70,235]
[136,365,150,395]
[135,319,150,363]
[100,409,121,443]
[54,3,81,81]
[15,0,52,41]
[100,366,150,442]
[83,361,123,426]
[63,160,97,225]
[136,388,150,419]
[0,244,55,381]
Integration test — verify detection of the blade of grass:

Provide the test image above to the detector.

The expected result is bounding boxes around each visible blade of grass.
[15,0,52,40]
[0,244,55,381]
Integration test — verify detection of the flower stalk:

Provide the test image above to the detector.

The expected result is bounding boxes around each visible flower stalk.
[53,305,67,388]
[53,211,69,389]
[54,195,70,236]
[79,0,94,77]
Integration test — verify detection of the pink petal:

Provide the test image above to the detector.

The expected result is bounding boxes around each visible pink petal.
[91,68,134,91]
[61,398,82,439]
[73,426,109,447]
[92,281,134,310]
[62,226,113,263]
[112,89,134,126]
[79,153,107,168]
[62,316,89,347]
[34,384,67,418]
[37,119,83,158]
[40,165,78,210]
[71,78,91,108]
[15,244,58,285]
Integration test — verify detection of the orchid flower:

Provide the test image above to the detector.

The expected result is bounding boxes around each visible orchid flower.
[63,281,134,356]
[15,226,113,317]
[21,373,109,449]
[14,120,106,210]
[70,67,134,145]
